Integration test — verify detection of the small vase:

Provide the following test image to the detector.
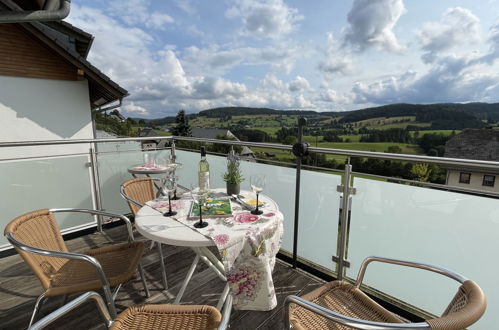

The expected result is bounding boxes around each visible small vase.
[226,182,240,196]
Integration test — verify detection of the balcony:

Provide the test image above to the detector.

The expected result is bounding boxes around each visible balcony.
[0,136,498,329]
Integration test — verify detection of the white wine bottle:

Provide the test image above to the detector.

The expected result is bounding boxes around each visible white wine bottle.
[198,146,210,192]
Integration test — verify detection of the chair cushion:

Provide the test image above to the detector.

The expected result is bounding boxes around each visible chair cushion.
[110,304,222,330]
[290,280,405,329]
[45,241,145,296]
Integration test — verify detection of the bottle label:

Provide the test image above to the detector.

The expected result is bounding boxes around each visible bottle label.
[199,172,210,191]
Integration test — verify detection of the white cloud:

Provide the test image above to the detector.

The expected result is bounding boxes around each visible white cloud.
[288,76,310,92]
[418,7,480,63]
[123,102,149,115]
[317,32,354,76]
[109,0,173,30]
[174,0,196,15]
[146,12,174,30]
[352,53,499,105]
[343,0,406,52]
[225,0,303,39]
[182,41,306,76]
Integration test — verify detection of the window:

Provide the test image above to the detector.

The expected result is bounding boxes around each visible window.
[459,172,471,184]
[483,175,495,187]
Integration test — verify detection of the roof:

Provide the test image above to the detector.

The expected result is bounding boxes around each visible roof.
[0,0,127,108]
[445,129,499,161]
[138,128,157,137]
[191,128,254,156]
[191,128,232,139]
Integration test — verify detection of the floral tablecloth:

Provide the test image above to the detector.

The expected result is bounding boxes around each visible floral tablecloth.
[146,190,284,311]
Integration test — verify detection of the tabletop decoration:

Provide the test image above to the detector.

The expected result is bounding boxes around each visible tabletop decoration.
[223,150,244,196]
[144,189,284,311]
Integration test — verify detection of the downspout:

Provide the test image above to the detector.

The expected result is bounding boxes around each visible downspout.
[0,0,70,23]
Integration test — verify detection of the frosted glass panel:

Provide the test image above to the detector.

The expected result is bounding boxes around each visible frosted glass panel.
[348,178,499,329]
[97,142,172,214]
[0,156,94,248]
[297,170,341,271]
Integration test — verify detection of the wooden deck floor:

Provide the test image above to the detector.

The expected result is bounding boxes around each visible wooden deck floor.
[0,224,325,330]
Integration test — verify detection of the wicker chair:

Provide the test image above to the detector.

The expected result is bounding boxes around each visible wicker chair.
[120,177,169,290]
[30,291,232,330]
[4,208,150,328]
[285,256,486,330]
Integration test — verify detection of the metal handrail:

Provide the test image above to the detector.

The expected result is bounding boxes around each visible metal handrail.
[1,135,499,171]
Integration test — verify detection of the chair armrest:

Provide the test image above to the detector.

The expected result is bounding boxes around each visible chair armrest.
[355,256,467,288]
[284,295,431,330]
[30,291,113,330]
[50,208,135,242]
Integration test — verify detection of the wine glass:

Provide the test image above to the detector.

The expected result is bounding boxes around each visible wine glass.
[250,174,266,215]
[190,185,209,228]
[161,174,177,217]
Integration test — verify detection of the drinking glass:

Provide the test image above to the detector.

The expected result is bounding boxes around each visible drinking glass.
[250,174,266,215]
[190,185,209,228]
[161,175,177,217]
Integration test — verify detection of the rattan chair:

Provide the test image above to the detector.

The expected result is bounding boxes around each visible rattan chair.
[4,208,150,328]
[285,256,486,330]
[120,177,169,290]
[30,291,232,330]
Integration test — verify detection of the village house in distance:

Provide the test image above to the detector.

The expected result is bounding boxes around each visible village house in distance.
[445,129,499,192]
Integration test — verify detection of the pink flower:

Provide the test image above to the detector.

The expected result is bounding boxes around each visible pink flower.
[207,228,215,232]
[235,212,259,223]
[213,234,230,245]
[263,212,275,217]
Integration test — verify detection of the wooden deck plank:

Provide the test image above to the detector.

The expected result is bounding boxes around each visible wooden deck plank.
[0,225,325,329]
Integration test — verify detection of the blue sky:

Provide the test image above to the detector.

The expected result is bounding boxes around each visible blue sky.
[67,0,499,118]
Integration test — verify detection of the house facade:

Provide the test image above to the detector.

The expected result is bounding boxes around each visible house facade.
[0,3,127,159]
[444,129,499,193]
[0,2,127,249]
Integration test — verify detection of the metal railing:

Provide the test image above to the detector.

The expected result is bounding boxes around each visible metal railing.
[2,135,499,279]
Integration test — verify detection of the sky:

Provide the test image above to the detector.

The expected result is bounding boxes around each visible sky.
[67,0,499,119]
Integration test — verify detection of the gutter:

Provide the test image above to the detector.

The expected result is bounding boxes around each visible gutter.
[0,0,70,23]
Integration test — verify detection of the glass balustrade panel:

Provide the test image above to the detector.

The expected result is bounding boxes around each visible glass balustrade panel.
[347,177,498,329]
[0,155,94,248]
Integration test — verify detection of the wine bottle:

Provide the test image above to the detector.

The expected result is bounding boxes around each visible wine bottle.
[198,146,210,192]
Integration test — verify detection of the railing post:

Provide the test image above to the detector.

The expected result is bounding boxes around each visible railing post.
[89,147,104,232]
[335,160,354,280]
[292,118,308,268]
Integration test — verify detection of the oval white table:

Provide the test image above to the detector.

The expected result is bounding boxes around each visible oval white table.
[134,189,280,310]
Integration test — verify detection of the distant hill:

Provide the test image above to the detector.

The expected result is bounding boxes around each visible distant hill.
[132,102,499,130]
[198,107,319,117]
[337,103,497,129]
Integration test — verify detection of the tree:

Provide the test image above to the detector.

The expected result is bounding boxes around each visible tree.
[171,110,192,136]
[283,136,297,145]
[410,163,430,182]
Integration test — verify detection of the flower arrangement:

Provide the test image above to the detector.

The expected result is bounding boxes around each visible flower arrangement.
[223,151,244,184]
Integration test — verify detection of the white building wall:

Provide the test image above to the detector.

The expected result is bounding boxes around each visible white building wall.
[447,170,499,193]
[0,75,93,159]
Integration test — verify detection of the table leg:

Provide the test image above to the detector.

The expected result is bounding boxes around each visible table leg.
[174,253,200,304]
[157,243,168,290]
[196,248,227,282]
[216,283,231,311]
